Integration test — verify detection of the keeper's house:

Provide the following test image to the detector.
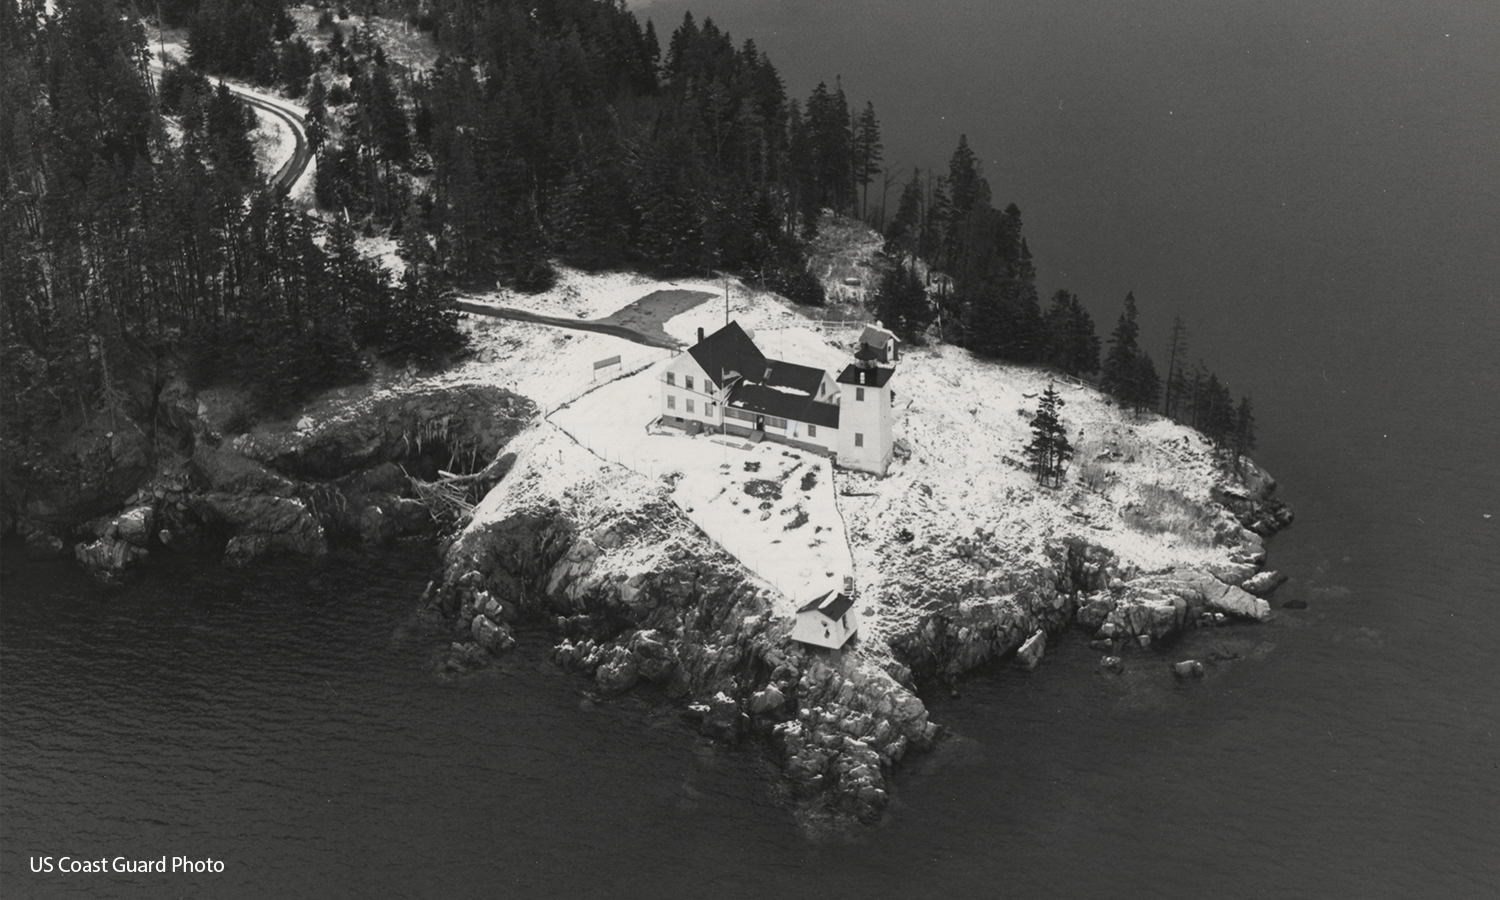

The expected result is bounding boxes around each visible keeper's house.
[658,322,897,475]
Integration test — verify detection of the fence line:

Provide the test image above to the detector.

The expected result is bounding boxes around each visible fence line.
[542,346,673,417]
[1054,372,1098,390]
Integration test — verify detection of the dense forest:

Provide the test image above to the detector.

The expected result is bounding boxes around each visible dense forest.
[1,0,1258,481]
[1,0,463,479]
[176,0,887,297]
[874,135,1256,466]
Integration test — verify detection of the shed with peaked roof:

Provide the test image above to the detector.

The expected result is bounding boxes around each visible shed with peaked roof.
[858,324,898,363]
[792,591,859,649]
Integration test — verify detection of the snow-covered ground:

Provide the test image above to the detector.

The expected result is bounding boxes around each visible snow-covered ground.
[437,263,1248,647]
[286,7,441,73]
[839,342,1245,646]
[427,265,866,608]
[550,361,854,613]
[250,106,295,178]
[438,317,663,412]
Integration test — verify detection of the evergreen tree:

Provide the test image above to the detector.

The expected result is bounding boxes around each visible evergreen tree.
[1100,292,1141,400]
[921,171,948,268]
[1199,373,1235,449]
[1162,314,1188,417]
[1131,352,1162,416]
[884,168,923,263]
[203,83,258,183]
[1042,289,1101,376]
[1023,383,1073,489]
[1232,395,1257,478]
[852,101,882,220]
[304,75,327,152]
[278,37,315,97]
[872,260,932,344]
[363,64,410,163]
[943,134,982,272]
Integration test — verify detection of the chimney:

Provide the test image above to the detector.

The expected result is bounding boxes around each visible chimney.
[697,326,705,343]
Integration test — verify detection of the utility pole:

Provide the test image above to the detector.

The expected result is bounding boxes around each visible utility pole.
[724,276,730,326]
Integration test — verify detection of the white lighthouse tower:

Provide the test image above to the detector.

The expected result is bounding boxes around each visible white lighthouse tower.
[835,326,898,475]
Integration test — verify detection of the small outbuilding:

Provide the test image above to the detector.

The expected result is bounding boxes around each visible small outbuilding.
[792,590,859,649]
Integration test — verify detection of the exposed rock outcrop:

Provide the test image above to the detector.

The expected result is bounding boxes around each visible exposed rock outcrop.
[190,494,329,567]
[6,378,536,582]
[1173,659,1206,679]
[432,422,1292,824]
[73,536,148,585]
[1242,569,1289,596]
[1015,629,1046,670]
[434,481,945,823]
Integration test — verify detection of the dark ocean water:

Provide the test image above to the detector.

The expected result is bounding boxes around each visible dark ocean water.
[5,1,1500,897]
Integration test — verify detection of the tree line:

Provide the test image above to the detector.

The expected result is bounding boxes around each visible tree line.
[180,0,893,301]
[872,134,1257,475]
[876,135,1100,375]
[1,0,464,473]
[2,0,1262,486]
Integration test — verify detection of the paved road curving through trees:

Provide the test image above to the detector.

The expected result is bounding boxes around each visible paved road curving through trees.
[150,58,312,196]
[227,88,310,195]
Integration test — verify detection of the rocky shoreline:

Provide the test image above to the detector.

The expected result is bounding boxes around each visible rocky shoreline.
[427,420,1293,824]
[3,369,1291,826]
[3,377,533,585]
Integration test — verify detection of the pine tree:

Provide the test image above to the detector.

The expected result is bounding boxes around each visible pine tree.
[1200,373,1234,450]
[1232,395,1257,477]
[942,134,984,273]
[279,37,315,97]
[1131,352,1162,415]
[853,101,882,221]
[1042,289,1101,376]
[1100,292,1141,401]
[1162,314,1188,417]
[305,76,327,153]
[204,83,257,183]
[884,168,923,263]
[1023,383,1073,489]
[873,260,932,344]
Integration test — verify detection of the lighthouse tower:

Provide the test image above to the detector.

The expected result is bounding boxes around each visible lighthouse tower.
[835,327,898,475]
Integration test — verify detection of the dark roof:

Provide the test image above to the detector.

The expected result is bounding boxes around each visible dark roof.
[727,384,840,429]
[859,325,897,361]
[759,359,826,395]
[687,321,765,390]
[836,364,895,388]
[797,590,855,620]
[854,343,882,361]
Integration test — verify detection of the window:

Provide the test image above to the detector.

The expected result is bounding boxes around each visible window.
[708,403,716,415]
[686,399,695,414]
[808,424,817,438]
[819,383,825,397]
[667,395,676,410]
[685,375,694,391]
[666,372,676,386]
[855,432,864,447]
[856,387,865,402]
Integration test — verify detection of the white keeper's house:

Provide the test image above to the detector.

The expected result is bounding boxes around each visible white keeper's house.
[658,321,898,475]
